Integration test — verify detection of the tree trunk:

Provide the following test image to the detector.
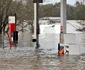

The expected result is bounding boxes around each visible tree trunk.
[0,29,2,34]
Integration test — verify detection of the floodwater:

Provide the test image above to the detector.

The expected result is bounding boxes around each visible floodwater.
[0,21,85,70]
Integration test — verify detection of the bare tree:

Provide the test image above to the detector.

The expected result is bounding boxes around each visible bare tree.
[0,0,12,34]
[0,0,34,34]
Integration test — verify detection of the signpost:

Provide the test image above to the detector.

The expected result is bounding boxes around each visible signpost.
[8,16,16,48]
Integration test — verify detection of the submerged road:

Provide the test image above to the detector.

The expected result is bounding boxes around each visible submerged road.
[0,21,85,70]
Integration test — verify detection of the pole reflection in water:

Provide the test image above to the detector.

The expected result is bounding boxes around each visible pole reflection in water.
[33,49,42,70]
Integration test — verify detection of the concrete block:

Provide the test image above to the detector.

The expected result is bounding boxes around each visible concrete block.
[69,44,80,55]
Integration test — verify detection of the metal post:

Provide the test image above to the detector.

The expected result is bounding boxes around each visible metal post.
[58,0,67,55]
[83,0,85,5]
[34,3,36,40]
[34,1,39,49]
[61,0,66,34]
[60,0,66,43]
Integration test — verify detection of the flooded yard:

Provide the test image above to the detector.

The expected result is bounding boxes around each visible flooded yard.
[0,22,85,70]
[0,51,85,70]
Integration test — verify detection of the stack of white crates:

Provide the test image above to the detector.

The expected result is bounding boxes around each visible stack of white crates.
[64,33,80,55]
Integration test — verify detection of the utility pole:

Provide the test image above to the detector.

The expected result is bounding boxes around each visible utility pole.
[58,0,67,56]
[83,0,85,5]
[61,0,66,34]
[33,0,43,49]
[34,2,39,49]
[60,0,66,43]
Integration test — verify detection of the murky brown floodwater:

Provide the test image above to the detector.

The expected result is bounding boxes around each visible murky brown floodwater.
[0,52,85,70]
[0,23,85,70]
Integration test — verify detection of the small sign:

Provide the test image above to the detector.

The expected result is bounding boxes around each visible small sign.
[8,16,15,23]
[33,0,43,3]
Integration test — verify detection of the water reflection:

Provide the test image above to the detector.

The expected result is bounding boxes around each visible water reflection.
[30,49,85,70]
[0,41,85,70]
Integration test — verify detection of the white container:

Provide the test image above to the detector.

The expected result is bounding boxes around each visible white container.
[64,33,80,55]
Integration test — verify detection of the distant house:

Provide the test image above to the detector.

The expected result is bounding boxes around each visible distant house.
[39,17,61,24]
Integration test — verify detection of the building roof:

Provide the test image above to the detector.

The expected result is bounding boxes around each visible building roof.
[40,17,61,20]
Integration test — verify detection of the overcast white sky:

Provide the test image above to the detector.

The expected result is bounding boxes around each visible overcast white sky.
[43,0,82,5]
